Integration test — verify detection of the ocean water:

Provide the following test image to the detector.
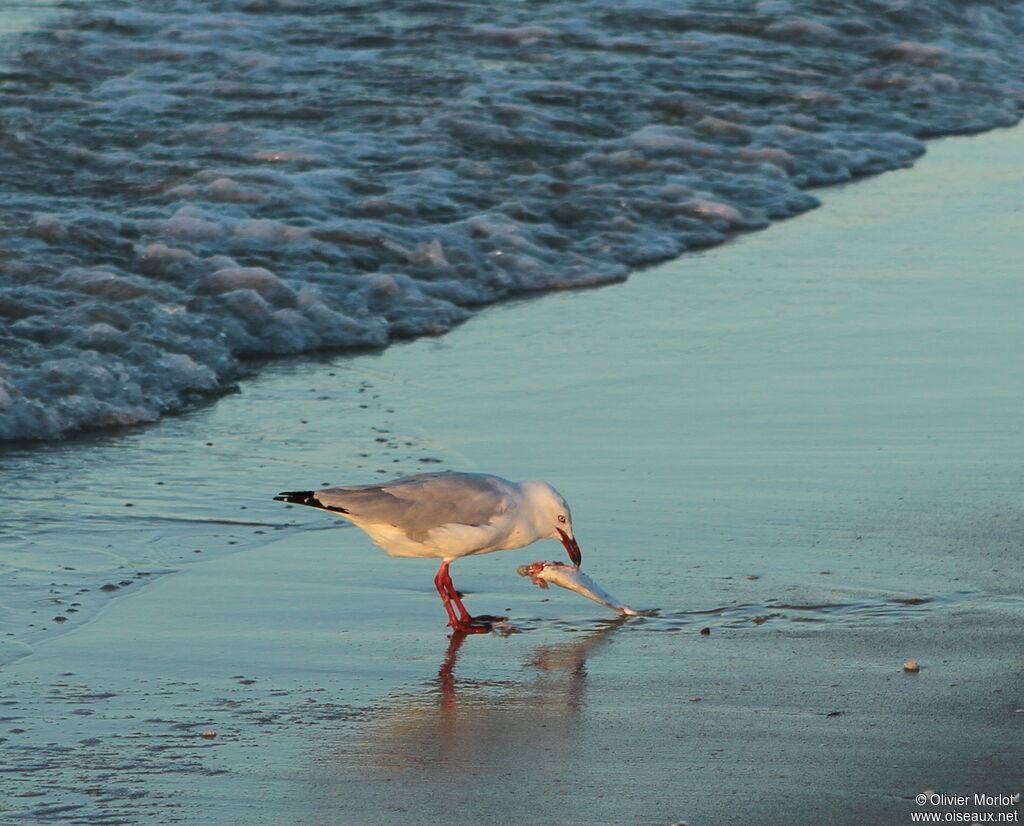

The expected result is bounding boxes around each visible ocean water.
[1,0,1022,440]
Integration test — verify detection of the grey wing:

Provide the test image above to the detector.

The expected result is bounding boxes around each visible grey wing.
[314,473,516,539]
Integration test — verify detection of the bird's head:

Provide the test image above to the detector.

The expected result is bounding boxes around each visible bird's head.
[521,481,581,567]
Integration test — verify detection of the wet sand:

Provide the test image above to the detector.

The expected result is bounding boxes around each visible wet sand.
[3,127,1024,823]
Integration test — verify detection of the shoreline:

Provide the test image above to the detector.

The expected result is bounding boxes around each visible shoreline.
[2,122,1023,823]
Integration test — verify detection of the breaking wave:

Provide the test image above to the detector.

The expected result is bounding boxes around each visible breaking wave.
[1,0,1022,439]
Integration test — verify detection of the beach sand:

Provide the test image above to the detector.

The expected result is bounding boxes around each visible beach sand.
[2,126,1023,824]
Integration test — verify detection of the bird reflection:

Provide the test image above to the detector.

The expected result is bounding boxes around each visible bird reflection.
[383,621,624,772]
[316,620,629,819]
[433,618,624,713]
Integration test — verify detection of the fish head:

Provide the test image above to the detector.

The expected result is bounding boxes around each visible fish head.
[517,561,552,587]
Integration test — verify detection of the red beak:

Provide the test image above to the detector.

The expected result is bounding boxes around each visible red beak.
[557,528,582,567]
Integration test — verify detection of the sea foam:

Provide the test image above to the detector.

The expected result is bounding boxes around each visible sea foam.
[1,0,1022,439]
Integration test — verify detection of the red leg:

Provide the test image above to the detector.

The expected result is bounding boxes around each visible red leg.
[433,561,463,626]
[441,569,473,623]
[433,561,492,634]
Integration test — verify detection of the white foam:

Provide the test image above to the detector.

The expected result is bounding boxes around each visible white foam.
[199,267,286,295]
[0,0,1021,439]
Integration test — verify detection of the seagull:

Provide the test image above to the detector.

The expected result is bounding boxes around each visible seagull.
[274,471,581,634]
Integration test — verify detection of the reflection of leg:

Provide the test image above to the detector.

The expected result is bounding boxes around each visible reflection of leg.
[434,561,491,634]
[437,629,467,707]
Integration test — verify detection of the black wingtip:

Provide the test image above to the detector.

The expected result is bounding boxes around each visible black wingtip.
[274,490,321,507]
[274,491,349,513]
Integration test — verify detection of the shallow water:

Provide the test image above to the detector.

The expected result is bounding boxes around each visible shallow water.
[3,560,1021,823]
[2,124,1022,671]
[1,0,1023,438]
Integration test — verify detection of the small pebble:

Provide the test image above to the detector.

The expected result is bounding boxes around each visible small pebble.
[201,730,217,739]
[699,627,711,636]
[903,660,920,673]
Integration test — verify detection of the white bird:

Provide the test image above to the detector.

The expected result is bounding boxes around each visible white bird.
[274,471,581,634]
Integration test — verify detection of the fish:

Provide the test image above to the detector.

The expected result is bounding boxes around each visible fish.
[517,561,656,617]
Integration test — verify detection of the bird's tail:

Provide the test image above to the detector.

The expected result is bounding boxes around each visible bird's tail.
[274,490,326,508]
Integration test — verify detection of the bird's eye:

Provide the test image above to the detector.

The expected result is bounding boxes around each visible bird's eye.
[557,514,567,523]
